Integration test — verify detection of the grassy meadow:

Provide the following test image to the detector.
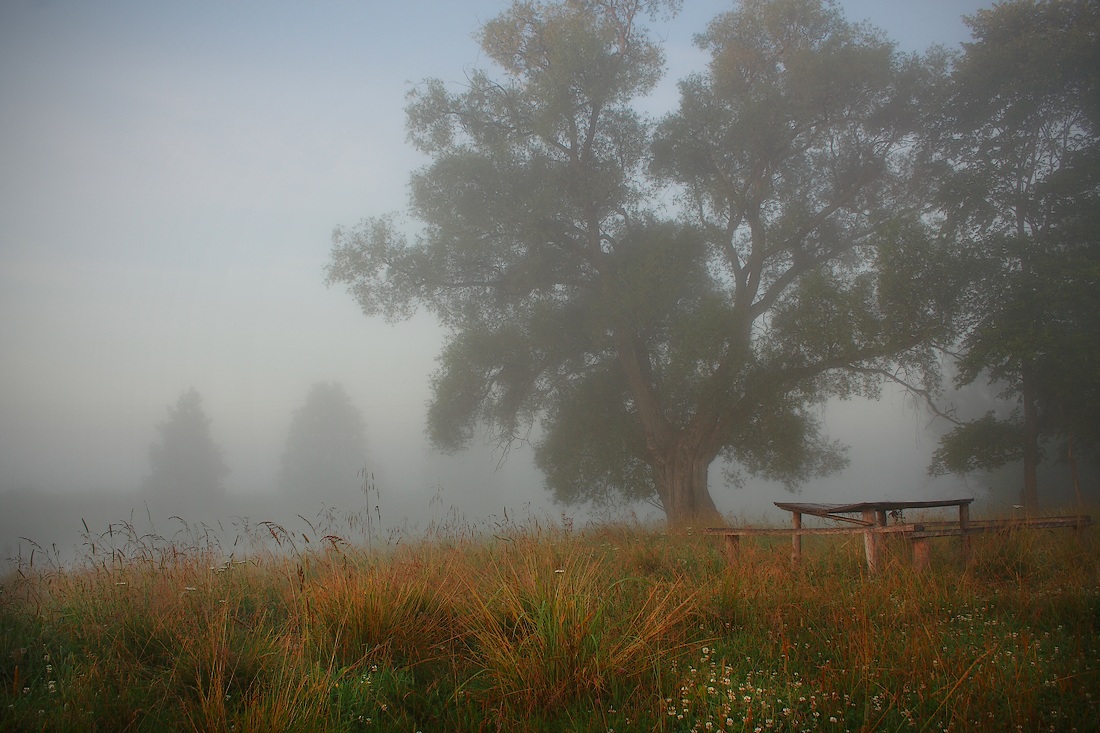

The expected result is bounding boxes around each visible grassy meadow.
[1,511,1097,732]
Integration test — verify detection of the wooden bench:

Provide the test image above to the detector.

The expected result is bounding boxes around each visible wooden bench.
[905,515,1093,569]
[705,500,1092,573]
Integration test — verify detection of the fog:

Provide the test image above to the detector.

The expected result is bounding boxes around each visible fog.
[1,0,1003,566]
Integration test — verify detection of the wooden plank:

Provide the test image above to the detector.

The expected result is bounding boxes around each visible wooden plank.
[960,502,971,564]
[1011,515,1092,528]
[912,537,931,571]
[706,517,1091,539]
[909,528,968,539]
[775,498,974,514]
[819,513,875,526]
[704,524,923,537]
[723,534,739,566]
[913,516,1092,530]
[862,508,880,574]
[791,511,802,564]
[909,516,1092,539]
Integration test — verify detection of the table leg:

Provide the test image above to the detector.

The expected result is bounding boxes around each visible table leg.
[723,535,739,567]
[959,503,971,566]
[912,537,931,571]
[791,512,802,564]
[862,509,880,574]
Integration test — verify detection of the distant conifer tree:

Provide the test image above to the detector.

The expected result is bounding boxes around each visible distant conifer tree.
[143,388,229,499]
[277,381,368,502]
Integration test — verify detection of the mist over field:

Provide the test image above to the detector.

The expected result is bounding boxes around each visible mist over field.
[2,0,1084,566]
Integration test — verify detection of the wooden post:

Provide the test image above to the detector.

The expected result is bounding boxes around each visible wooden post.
[791,512,802,565]
[912,537,931,571]
[959,502,971,565]
[862,509,880,574]
[723,534,739,567]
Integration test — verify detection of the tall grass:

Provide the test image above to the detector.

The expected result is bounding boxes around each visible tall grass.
[458,535,696,719]
[1,513,1097,731]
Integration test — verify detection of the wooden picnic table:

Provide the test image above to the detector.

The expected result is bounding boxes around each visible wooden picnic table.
[706,498,1091,573]
[773,499,973,572]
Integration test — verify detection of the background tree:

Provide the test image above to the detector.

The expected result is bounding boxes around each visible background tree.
[928,0,1100,510]
[327,0,965,524]
[142,388,229,500]
[277,381,368,502]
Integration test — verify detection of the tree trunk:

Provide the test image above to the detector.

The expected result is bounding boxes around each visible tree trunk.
[615,332,722,525]
[1059,400,1085,508]
[1067,432,1085,508]
[652,442,720,526]
[1020,366,1040,513]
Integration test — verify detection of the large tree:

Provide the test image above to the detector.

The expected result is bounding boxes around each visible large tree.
[327,0,964,524]
[928,0,1100,510]
[142,388,229,500]
[277,381,369,502]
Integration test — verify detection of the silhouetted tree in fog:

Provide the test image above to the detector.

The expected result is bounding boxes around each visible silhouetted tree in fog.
[326,0,967,524]
[143,388,229,499]
[927,0,1100,511]
[277,381,368,502]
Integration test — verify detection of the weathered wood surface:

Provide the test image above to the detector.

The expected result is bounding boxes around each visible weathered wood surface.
[707,513,1093,573]
[774,499,974,514]
[703,524,924,536]
[908,515,1093,538]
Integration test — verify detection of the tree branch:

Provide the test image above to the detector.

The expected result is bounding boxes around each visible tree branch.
[847,365,963,428]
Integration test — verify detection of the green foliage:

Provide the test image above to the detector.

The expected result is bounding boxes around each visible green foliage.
[3,516,1098,731]
[721,397,850,490]
[930,412,1026,475]
[929,0,1100,496]
[534,366,653,506]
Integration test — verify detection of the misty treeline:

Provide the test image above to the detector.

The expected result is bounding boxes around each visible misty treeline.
[326,0,1100,524]
[142,383,369,503]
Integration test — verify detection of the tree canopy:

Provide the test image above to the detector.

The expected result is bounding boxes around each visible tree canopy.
[142,388,229,500]
[327,0,968,523]
[928,0,1100,509]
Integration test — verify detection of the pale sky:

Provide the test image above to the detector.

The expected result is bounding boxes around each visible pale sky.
[0,0,998,552]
